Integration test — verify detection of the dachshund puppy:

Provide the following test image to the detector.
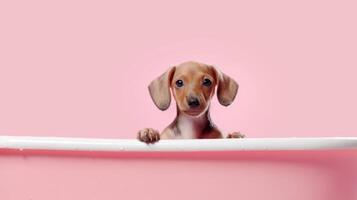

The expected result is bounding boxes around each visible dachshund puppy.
[138,61,245,143]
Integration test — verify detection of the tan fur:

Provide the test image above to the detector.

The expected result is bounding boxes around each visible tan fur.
[138,61,245,143]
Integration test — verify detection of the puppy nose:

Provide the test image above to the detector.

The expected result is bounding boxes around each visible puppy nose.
[187,96,200,108]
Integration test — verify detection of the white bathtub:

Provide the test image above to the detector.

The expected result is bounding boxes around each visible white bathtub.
[0,136,356,200]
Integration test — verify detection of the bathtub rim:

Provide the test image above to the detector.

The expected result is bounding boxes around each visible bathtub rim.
[1,136,357,152]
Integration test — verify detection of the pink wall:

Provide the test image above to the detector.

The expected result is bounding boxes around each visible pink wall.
[0,0,356,199]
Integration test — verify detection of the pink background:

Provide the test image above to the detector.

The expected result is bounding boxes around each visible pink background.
[0,0,356,199]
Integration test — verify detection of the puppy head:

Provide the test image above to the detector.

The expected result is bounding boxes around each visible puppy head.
[149,61,239,117]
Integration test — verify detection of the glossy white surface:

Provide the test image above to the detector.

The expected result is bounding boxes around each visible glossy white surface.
[1,136,357,152]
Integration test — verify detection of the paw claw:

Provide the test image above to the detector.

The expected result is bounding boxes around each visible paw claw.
[227,132,246,139]
[137,128,160,143]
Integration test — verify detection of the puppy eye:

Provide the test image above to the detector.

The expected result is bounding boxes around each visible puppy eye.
[175,80,184,87]
[203,78,212,87]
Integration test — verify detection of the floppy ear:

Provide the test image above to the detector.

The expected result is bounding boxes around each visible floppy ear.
[212,66,239,106]
[148,67,176,110]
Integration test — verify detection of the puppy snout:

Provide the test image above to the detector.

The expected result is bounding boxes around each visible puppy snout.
[187,96,200,108]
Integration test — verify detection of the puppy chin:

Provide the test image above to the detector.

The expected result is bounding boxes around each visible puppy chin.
[184,111,202,117]
[182,107,207,118]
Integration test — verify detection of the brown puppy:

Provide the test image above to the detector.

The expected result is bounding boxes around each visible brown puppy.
[138,61,245,143]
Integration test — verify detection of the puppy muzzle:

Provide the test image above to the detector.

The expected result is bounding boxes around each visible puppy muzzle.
[187,96,200,108]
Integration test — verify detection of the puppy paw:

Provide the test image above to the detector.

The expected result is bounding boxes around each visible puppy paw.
[137,128,160,144]
[227,132,246,139]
